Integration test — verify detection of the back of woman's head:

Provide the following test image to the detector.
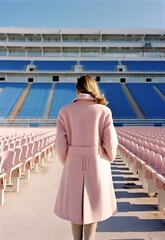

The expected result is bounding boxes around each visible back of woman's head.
[76,75,108,105]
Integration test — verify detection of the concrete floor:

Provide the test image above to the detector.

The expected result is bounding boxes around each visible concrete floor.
[0,152,165,240]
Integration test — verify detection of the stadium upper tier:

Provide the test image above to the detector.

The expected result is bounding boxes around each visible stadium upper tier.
[0,82,165,121]
[0,60,165,72]
[0,27,165,60]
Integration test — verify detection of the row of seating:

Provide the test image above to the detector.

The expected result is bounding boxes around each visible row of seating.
[1,60,165,72]
[17,83,52,118]
[0,82,27,117]
[0,82,165,120]
[116,127,165,210]
[122,60,165,72]
[0,127,56,206]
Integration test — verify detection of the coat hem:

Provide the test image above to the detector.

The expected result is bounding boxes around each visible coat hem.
[54,209,117,225]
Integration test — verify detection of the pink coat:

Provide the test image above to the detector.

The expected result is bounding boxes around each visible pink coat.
[54,93,118,224]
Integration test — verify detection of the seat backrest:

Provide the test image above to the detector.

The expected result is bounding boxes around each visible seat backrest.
[15,140,21,147]
[157,140,165,147]
[132,143,138,155]
[153,144,159,154]
[147,151,155,167]
[157,146,165,158]
[26,142,34,157]
[19,144,28,163]
[33,140,40,154]
[141,140,148,148]
[0,151,16,172]
[14,147,22,164]
[137,146,144,159]
[20,138,27,145]
[153,153,162,172]
[146,142,153,151]
[0,156,2,172]
[1,144,9,151]
[143,148,150,163]
[160,157,165,176]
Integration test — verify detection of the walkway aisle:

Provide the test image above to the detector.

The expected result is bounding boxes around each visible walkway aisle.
[0,153,72,240]
[95,154,165,240]
[0,152,165,240]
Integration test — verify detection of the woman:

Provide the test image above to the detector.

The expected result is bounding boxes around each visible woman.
[54,75,118,240]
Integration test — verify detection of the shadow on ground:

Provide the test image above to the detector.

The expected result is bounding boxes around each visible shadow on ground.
[97,216,165,232]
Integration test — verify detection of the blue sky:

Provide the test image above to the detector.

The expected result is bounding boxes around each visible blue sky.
[0,0,165,29]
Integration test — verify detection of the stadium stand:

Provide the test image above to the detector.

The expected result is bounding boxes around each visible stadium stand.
[0,59,165,73]
[127,83,165,119]
[17,83,52,119]
[34,60,77,71]
[0,82,27,117]
[49,83,76,118]
[122,60,165,72]
[99,83,138,119]
[0,27,165,216]
[0,127,56,205]
[117,127,165,209]
[0,81,164,122]
[156,83,165,94]
[0,60,30,71]
[80,60,119,71]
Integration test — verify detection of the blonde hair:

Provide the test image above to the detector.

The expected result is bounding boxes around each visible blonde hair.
[76,75,108,105]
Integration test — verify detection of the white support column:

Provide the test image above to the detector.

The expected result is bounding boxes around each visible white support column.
[12,177,20,192]
[148,179,157,196]
[158,189,165,210]
[0,189,5,206]
[34,163,39,172]
[25,169,31,180]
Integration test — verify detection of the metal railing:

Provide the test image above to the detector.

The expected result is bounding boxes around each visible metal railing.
[0,117,165,127]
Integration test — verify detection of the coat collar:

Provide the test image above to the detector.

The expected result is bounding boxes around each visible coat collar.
[73,93,95,103]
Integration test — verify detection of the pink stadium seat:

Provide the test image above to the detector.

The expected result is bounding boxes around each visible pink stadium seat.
[157,146,165,157]
[132,145,145,171]
[141,153,162,196]
[155,157,165,189]
[141,140,148,148]
[19,144,33,180]
[39,137,49,164]
[154,157,165,209]
[146,142,154,151]
[143,153,162,179]
[0,151,16,174]
[143,150,155,171]
[20,138,27,145]
[32,140,42,171]
[10,147,22,166]
[157,140,165,147]
[1,144,9,151]
[0,171,6,206]
[0,150,22,192]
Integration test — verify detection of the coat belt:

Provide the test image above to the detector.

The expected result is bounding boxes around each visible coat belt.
[68,146,104,156]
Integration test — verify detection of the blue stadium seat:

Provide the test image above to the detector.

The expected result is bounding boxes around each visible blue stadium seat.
[17,83,52,119]
[34,61,77,71]
[99,83,137,119]
[0,60,30,71]
[0,82,27,117]
[81,61,118,71]
[49,83,76,118]
[122,61,165,72]
[127,83,165,119]
[156,83,165,95]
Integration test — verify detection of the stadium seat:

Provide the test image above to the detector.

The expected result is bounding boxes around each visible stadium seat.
[0,150,22,192]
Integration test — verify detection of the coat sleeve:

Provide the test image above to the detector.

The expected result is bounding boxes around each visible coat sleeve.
[55,109,68,165]
[102,109,118,163]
